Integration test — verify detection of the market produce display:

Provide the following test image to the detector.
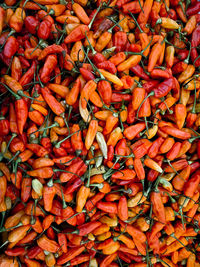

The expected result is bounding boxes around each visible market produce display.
[0,0,200,266]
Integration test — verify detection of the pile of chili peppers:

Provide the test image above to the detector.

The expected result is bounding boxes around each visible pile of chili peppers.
[0,0,200,266]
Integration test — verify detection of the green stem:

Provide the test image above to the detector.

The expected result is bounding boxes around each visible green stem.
[128,11,143,33]
[88,3,102,29]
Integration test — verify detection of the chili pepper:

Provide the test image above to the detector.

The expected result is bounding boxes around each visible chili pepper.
[11,56,22,81]
[130,65,150,80]
[150,191,166,224]
[148,41,163,72]
[24,16,39,35]
[97,80,112,105]
[3,36,19,59]
[41,87,65,115]
[160,126,191,140]
[40,54,58,84]
[9,8,26,32]
[0,116,9,136]
[186,2,200,16]
[97,61,117,74]
[132,87,146,112]
[113,31,127,53]
[5,247,26,257]
[37,20,52,41]
[183,170,200,198]
[117,54,142,72]
[0,7,4,35]
[79,67,95,81]
[37,234,59,253]
[64,24,89,44]
[85,119,98,150]
[57,245,85,265]
[122,0,144,13]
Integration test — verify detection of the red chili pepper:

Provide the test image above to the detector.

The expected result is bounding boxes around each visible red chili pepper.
[41,87,65,115]
[64,25,89,44]
[97,80,112,105]
[0,117,9,135]
[58,233,68,253]
[186,2,200,16]
[97,61,117,74]
[14,98,28,135]
[183,170,200,198]
[3,36,19,59]
[79,67,95,81]
[18,48,30,68]
[93,52,106,64]
[24,16,39,35]
[60,159,87,183]
[111,92,132,102]
[113,31,127,52]
[115,138,127,158]
[191,25,200,67]
[150,190,166,224]
[19,61,37,87]
[151,77,175,98]
[76,221,102,236]
[37,20,52,40]
[27,246,42,259]
[143,80,159,92]
[130,64,150,80]
[5,247,26,257]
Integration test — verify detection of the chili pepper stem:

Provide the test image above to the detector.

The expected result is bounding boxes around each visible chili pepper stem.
[7,151,20,165]
[88,3,102,29]
[0,240,8,249]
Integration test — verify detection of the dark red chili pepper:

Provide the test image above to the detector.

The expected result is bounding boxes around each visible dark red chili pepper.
[93,52,106,64]
[195,13,200,23]
[197,141,200,159]
[24,16,40,35]
[27,246,42,259]
[130,64,150,80]
[79,67,95,81]
[18,47,30,68]
[0,52,11,66]
[113,31,128,52]
[186,2,200,16]
[3,36,19,59]
[97,61,117,74]
[143,80,159,92]
[107,145,114,161]
[37,20,52,40]
[127,102,135,124]
[24,40,32,49]
[177,50,189,61]
[151,77,175,98]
